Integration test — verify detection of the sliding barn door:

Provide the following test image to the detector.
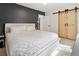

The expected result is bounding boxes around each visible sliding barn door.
[58,10,77,40]
[67,10,77,40]
[58,12,67,38]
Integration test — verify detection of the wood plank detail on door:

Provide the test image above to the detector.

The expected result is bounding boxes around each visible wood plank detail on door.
[58,10,77,40]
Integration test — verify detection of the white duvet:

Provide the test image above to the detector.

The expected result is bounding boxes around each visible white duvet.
[6,30,59,56]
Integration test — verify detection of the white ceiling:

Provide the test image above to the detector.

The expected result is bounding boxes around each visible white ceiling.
[17,3,79,15]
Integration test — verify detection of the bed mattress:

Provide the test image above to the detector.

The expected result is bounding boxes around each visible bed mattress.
[5,30,59,56]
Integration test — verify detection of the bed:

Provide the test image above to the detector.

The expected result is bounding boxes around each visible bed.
[5,23,59,56]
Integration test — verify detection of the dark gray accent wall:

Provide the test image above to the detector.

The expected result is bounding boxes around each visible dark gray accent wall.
[0,3,45,34]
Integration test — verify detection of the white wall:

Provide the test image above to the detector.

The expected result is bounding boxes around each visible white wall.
[43,16,51,31]
[44,13,58,33]
[38,14,45,31]
[48,14,58,33]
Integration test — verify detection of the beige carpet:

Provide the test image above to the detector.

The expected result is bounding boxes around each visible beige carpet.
[0,48,6,56]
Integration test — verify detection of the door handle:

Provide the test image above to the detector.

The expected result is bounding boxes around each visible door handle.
[65,23,68,27]
[67,23,68,26]
[65,24,66,26]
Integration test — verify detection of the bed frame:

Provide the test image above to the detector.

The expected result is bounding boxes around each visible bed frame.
[5,23,35,33]
[5,23,35,55]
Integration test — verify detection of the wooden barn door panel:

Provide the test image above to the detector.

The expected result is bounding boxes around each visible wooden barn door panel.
[67,10,77,40]
[59,12,67,38]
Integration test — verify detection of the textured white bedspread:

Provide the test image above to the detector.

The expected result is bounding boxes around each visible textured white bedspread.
[6,30,59,56]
